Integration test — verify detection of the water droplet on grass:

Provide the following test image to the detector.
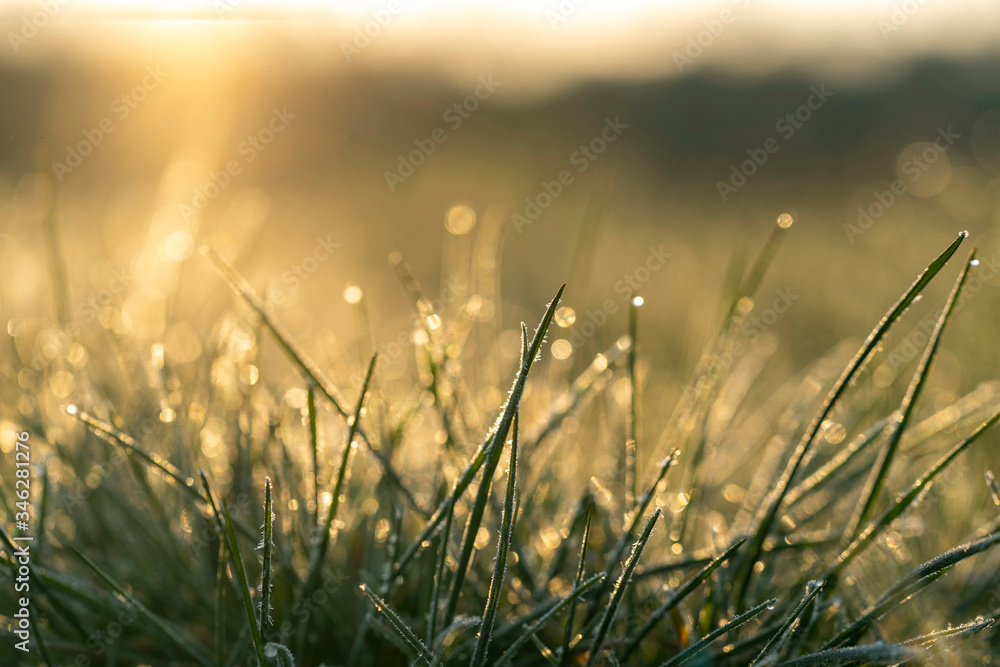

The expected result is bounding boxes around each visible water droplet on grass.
[555,307,576,327]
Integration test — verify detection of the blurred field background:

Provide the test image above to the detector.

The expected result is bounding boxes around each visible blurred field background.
[4,1,1000,664]
[3,1,1000,390]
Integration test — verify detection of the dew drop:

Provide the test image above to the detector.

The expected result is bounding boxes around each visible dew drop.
[766,599,777,610]
[64,404,78,415]
[444,204,476,235]
[971,259,980,266]
[912,295,923,303]
[344,285,363,304]
[555,307,576,327]
[777,213,794,229]
[551,339,573,360]
[631,296,644,307]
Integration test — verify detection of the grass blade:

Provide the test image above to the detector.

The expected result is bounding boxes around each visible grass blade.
[222,499,267,666]
[586,507,662,667]
[307,383,320,526]
[829,405,1000,576]
[361,584,435,664]
[824,530,1000,649]
[733,231,967,608]
[659,597,776,667]
[591,450,678,611]
[559,506,594,667]
[71,547,213,667]
[625,297,640,510]
[493,573,605,667]
[469,411,520,667]
[395,284,565,580]
[201,245,425,517]
[904,616,994,648]
[427,498,455,646]
[843,249,976,544]
[751,580,825,665]
[215,540,227,667]
[444,325,531,625]
[68,406,206,504]
[622,536,747,661]
[779,642,924,666]
[302,353,376,594]
[258,477,275,645]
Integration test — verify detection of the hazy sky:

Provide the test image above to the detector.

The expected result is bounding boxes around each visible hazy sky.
[2,0,998,98]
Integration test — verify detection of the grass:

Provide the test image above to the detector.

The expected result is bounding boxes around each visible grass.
[2,221,1000,666]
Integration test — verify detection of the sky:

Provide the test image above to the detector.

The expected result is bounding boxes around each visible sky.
[2,0,999,99]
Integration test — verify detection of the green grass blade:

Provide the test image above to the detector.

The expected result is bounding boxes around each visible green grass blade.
[668,220,790,541]
[493,573,605,667]
[258,477,274,645]
[427,498,454,646]
[782,418,889,509]
[201,245,425,517]
[591,450,678,610]
[825,530,1000,649]
[444,325,531,626]
[307,383,320,526]
[625,297,640,510]
[658,597,776,667]
[559,506,593,667]
[302,353,376,595]
[843,249,976,544]
[586,507,662,667]
[216,540,227,667]
[361,584,435,664]
[69,407,206,504]
[469,411,520,667]
[750,580,825,665]
[622,536,747,661]
[903,616,994,648]
[70,547,214,667]
[395,284,565,580]
[222,499,267,666]
[733,231,967,608]
[539,490,595,596]
[830,404,1000,576]
[779,642,924,666]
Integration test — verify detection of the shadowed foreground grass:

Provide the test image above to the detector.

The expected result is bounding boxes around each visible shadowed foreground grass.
[3,221,1000,666]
